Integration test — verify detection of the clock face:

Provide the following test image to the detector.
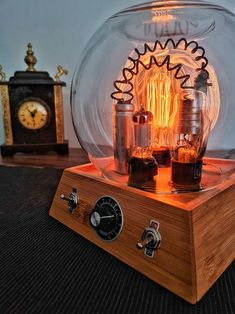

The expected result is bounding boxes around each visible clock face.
[18,100,49,130]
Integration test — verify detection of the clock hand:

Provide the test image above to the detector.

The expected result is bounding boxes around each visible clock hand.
[27,108,33,115]
[31,115,36,126]
[27,108,37,118]
[26,107,37,119]
[30,108,38,118]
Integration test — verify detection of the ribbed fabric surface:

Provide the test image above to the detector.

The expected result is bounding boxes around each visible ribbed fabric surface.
[0,165,234,314]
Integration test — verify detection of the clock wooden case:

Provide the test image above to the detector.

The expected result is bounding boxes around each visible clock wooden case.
[0,43,68,156]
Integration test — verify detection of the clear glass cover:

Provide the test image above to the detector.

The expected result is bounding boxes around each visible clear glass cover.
[71,0,235,193]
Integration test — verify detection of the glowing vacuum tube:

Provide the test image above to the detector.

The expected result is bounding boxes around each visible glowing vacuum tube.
[128,105,158,191]
[146,70,173,167]
[168,87,211,191]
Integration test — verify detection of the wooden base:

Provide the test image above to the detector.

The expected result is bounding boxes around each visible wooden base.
[0,141,69,156]
[49,158,235,304]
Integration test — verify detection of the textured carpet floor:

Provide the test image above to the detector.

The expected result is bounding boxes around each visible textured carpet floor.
[0,165,234,314]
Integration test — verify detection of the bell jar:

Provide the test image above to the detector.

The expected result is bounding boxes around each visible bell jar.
[71,0,235,194]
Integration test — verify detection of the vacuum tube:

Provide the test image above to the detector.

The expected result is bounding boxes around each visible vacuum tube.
[168,86,211,190]
[113,100,134,174]
[128,106,158,191]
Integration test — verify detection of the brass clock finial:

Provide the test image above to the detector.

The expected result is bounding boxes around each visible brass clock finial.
[24,43,37,72]
[54,65,68,82]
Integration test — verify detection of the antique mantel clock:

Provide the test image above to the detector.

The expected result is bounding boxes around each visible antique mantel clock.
[0,43,68,156]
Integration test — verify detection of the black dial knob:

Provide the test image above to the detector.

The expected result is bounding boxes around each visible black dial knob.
[89,196,123,241]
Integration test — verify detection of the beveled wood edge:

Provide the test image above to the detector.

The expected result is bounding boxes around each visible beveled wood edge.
[63,158,235,212]
[188,210,197,302]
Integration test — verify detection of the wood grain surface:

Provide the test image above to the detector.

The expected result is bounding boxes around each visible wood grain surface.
[50,158,235,303]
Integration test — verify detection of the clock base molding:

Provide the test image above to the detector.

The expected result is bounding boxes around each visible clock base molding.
[0,141,69,157]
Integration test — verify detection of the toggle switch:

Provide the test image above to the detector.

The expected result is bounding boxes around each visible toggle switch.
[137,220,161,258]
[136,234,154,249]
[60,187,78,214]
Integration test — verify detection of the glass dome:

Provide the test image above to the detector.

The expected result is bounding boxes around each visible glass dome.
[71,0,235,194]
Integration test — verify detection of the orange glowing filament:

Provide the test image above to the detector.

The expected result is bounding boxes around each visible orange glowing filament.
[146,71,172,148]
[178,147,197,163]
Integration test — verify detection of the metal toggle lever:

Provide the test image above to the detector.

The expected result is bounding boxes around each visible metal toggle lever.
[137,220,161,258]
[60,187,78,214]
[137,235,154,249]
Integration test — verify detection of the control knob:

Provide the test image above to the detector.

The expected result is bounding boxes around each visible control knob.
[89,196,123,241]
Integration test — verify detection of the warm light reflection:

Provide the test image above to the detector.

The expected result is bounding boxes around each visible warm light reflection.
[151,11,176,23]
